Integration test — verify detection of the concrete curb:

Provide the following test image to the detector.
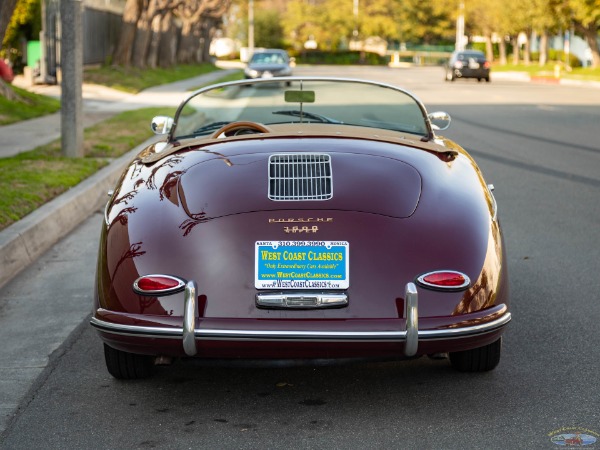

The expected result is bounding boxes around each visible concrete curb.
[491,71,600,89]
[0,138,155,290]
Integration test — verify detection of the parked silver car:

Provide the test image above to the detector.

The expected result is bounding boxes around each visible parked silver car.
[244,49,293,81]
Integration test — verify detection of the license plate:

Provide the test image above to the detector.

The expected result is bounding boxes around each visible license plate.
[255,241,349,289]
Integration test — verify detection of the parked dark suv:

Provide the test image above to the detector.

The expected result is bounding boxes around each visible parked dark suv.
[445,50,490,82]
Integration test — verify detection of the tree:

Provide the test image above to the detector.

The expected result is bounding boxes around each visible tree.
[466,0,500,61]
[113,0,231,67]
[177,0,231,63]
[254,9,284,48]
[113,0,144,66]
[360,0,401,42]
[398,0,454,45]
[568,0,600,67]
[282,0,317,50]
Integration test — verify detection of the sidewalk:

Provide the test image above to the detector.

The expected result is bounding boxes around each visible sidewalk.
[0,68,238,289]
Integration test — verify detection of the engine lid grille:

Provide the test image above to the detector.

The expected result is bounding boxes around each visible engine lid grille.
[268,153,333,201]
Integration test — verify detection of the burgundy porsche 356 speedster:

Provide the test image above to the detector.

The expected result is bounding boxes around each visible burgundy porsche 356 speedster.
[91,77,510,379]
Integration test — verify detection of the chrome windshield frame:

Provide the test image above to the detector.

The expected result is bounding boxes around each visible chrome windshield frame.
[168,76,436,143]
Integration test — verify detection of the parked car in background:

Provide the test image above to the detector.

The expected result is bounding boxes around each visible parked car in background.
[244,49,293,81]
[445,50,490,82]
[92,77,510,379]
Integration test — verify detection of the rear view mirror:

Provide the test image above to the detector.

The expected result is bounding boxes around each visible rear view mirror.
[285,90,315,103]
[151,116,174,135]
[428,111,451,131]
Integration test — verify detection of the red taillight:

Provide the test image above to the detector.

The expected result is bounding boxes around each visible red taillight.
[484,61,490,69]
[133,275,186,296]
[416,270,470,291]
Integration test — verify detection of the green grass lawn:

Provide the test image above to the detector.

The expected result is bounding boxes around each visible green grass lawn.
[0,85,61,125]
[83,63,222,93]
[0,107,175,231]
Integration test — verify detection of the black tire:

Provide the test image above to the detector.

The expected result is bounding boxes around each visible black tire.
[485,76,491,83]
[449,337,502,372]
[104,344,154,380]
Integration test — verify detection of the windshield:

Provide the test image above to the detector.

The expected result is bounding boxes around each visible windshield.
[172,78,431,140]
[250,52,287,64]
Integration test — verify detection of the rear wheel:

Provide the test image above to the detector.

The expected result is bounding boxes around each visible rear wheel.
[449,338,502,372]
[104,344,154,379]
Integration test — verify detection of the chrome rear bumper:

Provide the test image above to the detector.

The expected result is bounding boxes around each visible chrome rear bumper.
[91,282,511,357]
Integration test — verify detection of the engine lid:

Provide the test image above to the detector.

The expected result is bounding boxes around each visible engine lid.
[178,141,422,219]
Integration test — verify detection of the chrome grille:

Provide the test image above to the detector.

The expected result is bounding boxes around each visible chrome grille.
[268,153,333,201]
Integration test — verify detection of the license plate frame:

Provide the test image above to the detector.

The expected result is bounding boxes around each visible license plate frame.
[255,241,349,289]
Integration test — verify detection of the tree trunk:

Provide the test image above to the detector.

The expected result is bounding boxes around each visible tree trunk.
[523,31,531,65]
[576,22,600,68]
[511,35,519,65]
[113,0,144,66]
[177,21,197,63]
[0,0,19,43]
[539,30,548,66]
[499,39,507,65]
[146,13,164,68]
[175,0,231,64]
[158,13,178,67]
[485,34,494,62]
[132,6,156,68]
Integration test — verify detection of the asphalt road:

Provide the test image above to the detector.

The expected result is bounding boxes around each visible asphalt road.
[1,66,599,449]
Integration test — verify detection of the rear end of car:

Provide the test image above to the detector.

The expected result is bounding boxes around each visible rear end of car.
[447,51,490,82]
[91,78,509,379]
[93,138,509,377]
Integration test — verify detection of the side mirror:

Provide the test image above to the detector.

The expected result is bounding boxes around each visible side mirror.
[428,111,451,131]
[151,116,174,135]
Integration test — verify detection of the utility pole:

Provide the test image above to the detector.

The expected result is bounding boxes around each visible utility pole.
[60,0,83,157]
[455,1,465,51]
[248,0,254,56]
[353,0,359,38]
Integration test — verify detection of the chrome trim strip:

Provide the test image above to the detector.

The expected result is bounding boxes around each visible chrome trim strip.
[183,281,197,356]
[91,310,511,343]
[90,317,183,337]
[404,283,418,356]
[488,184,498,221]
[256,292,348,309]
